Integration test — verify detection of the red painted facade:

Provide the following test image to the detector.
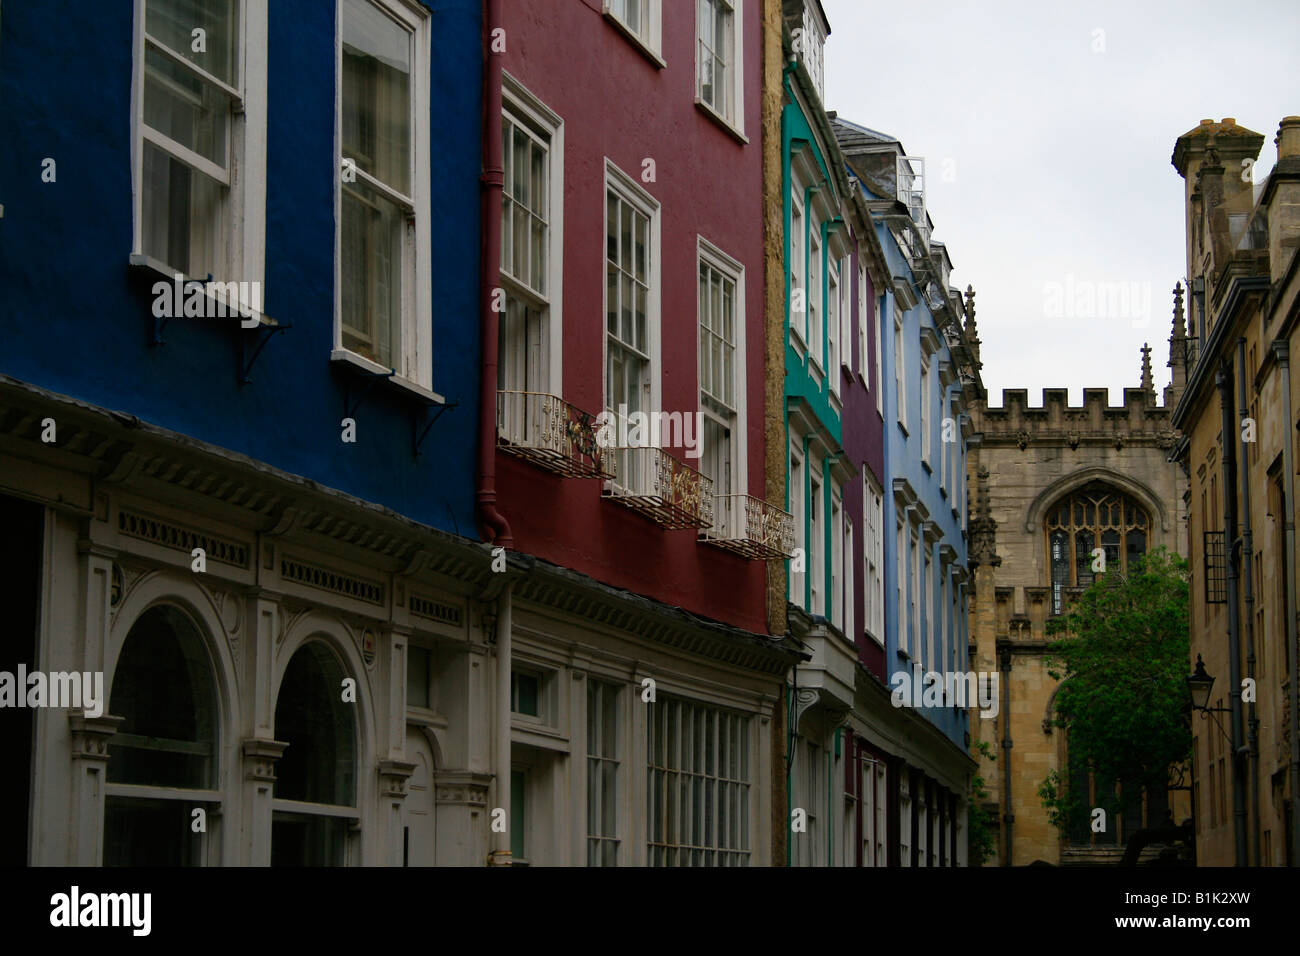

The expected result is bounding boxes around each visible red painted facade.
[496,3,770,633]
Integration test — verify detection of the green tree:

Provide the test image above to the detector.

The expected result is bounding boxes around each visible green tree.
[1038,547,1191,837]
[967,739,998,866]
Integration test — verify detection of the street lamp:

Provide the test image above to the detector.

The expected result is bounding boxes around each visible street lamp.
[1187,654,1217,712]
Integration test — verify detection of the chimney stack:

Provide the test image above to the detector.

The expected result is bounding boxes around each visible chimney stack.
[1264,116,1300,283]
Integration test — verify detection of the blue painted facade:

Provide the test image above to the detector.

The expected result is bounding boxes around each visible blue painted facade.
[0,0,482,534]
[836,119,973,752]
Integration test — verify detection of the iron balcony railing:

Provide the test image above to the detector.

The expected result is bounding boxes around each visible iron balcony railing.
[603,446,713,530]
[701,494,795,559]
[496,390,615,480]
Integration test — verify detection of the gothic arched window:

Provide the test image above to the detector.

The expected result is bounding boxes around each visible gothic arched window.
[1046,484,1149,614]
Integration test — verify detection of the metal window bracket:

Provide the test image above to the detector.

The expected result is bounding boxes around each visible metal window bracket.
[412,401,458,460]
[343,368,396,421]
[240,320,292,385]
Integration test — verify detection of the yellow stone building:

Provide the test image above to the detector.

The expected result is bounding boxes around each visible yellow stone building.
[964,299,1191,865]
[1170,116,1300,867]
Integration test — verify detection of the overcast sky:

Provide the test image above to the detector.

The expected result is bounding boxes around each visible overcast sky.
[822,0,1300,407]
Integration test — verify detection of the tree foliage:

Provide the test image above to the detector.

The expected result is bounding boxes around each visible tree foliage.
[967,739,998,866]
[1038,547,1191,834]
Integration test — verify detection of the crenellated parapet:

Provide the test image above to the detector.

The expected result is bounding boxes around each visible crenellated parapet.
[973,386,1178,452]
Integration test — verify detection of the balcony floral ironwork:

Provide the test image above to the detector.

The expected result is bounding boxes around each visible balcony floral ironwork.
[701,494,795,559]
[497,390,614,480]
[603,446,713,530]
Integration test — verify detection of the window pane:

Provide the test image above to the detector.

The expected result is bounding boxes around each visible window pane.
[341,178,404,368]
[146,0,238,85]
[274,643,357,807]
[271,813,349,867]
[142,140,226,279]
[144,46,229,167]
[108,604,217,789]
[105,797,202,867]
[342,0,411,194]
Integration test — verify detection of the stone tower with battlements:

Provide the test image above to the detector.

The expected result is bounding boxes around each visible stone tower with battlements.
[967,294,1191,866]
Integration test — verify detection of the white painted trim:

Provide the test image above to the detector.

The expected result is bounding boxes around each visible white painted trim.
[333,0,434,390]
[131,0,266,290]
[693,0,744,136]
[602,159,662,429]
[502,73,565,397]
[602,0,664,65]
[696,235,747,498]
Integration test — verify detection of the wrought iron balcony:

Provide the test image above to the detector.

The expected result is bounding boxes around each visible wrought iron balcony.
[701,494,795,559]
[603,446,713,530]
[496,390,614,480]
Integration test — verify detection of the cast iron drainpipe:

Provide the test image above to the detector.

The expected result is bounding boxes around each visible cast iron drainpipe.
[1215,364,1249,867]
[1235,339,1261,864]
[477,0,512,548]
[1272,339,1300,866]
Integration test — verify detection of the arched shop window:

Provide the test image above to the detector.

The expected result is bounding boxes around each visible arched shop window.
[105,603,218,866]
[1046,483,1149,614]
[271,641,357,866]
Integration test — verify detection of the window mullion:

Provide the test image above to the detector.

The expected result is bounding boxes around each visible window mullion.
[142,126,232,187]
[144,33,243,102]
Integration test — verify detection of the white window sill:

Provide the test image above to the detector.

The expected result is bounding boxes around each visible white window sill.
[694,98,748,144]
[789,323,807,349]
[129,253,275,329]
[865,628,885,648]
[330,348,445,404]
[601,10,665,68]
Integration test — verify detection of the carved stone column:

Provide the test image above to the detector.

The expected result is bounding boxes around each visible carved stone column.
[378,759,417,866]
[433,769,492,865]
[68,713,124,865]
[241,737,287,865]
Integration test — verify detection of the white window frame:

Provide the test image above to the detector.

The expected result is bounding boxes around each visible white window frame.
[130,0,267,314]
[790,190,806,347]
[604,0,664,63]
[790,442,806,607]
[586,678,622,866]
[894,308,906,431]
[800,737,822,867]
[920,548,930,671]
[843,511,855,642]
[500,73,565,396]
[695,0,745,135]
[909,527,920,658]
[603,159,663,467]
[809,226,823,373]
[858,263,868,381]
[332,0,434,392]
[697,237,747,497]
[827,259,840,396]
[646,695,752,866]
[831,488,843,630]
[920,354,932,465]
[875,293,884,416]
[864,476,884,646]
[896,519,907,655]
[810,465,824,616]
